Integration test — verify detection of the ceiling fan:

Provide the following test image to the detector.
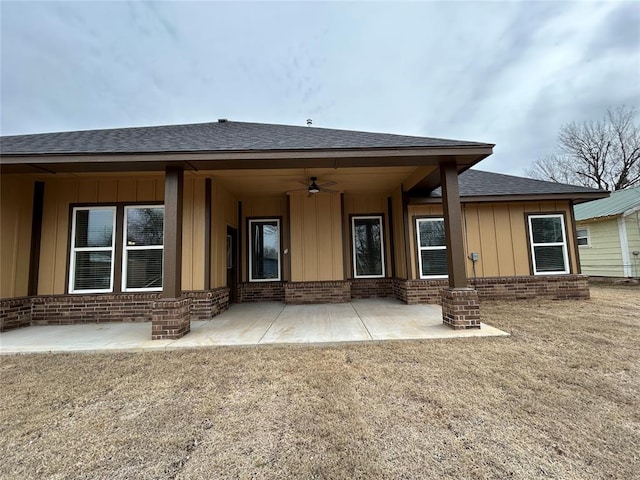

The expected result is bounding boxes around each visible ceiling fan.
[289,177,339,196]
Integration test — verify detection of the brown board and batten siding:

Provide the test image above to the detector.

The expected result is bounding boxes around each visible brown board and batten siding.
[0,175,34,298]
[342,193,393,279]
[210,180,238,289]
[391,187,407,279]
[35,174,213,294]
[289,192,343,282]
[408,201,579,279]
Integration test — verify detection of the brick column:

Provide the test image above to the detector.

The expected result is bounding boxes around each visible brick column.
[151,298,191,340]
[441,288,480,329]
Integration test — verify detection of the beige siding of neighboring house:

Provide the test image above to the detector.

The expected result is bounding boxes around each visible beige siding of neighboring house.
[579,212,640,278]
[576,218,624,277]
[343,193,393,279]
[210,180,238,288]
[625,213,640,278]
[408,201,578,279]
[239,195,289,282]
[289,192,343,281]
[36,174,212,294]
[0,175,34,298]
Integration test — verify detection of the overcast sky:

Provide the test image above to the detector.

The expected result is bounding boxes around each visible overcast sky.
[1,1,638,176]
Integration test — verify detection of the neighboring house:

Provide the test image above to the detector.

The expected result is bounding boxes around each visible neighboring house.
[0,120,607,337]
[574,187,640,279]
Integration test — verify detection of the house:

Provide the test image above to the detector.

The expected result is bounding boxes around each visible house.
[0,120,608,338]
[574,187,640,279]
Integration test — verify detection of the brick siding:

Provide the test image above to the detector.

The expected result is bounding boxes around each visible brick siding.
[441,288,481,329]
[151,297,191,340]
[284,281,351,304]
[393,275,590,304]
[0,297,32,331]
[186,288,230,321]
[237,282,285,302]
[1,289,230,331]
[30,293,162,325]
[351,278,394,299]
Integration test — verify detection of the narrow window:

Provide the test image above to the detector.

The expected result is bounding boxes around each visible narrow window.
[528,214,570,274]
[416,218,448,278]
[123,206,164,291]
[249,219,280,281]
[69,207,116,293]
[352,216,385,278]
[226,234,233,269]
[576,227,589,247]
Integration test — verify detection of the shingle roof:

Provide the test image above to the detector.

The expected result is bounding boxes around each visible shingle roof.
[430,169,607,198]
[0,120,492,155]
[574,186,640,220]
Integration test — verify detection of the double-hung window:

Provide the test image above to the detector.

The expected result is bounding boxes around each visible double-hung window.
[416,218,448,278]
[249,219,281,281]
[527,214,570,275]
[352,216,385,278]
[576,227,590,247]
[69,205,164,293]
[123,206,164,291]
[69,207,117,293]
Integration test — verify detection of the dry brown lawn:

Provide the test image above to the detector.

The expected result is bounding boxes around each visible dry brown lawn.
[1,284,638,479]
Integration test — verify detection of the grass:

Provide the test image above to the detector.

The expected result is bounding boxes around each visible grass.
[1,284,638,479]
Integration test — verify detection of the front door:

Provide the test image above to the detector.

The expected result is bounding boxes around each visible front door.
[226,226,238,303]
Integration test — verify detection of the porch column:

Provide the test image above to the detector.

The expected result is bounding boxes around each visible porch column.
[152,165,190,340]
[440,162,480,329]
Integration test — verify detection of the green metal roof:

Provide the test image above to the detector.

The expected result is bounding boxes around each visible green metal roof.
[574,186,640,221]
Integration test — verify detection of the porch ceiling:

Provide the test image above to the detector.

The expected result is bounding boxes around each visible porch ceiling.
[210,166,430,196]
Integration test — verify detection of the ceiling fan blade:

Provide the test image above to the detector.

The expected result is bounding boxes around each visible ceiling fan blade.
[320,187,340,193]
[286,187,309,194]
[318,181,337,188]
[296,181,309,187]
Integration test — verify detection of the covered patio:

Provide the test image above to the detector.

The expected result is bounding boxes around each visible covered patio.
[0,299,508,354]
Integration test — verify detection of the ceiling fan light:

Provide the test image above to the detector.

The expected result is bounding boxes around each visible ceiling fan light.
[308,177,320,194]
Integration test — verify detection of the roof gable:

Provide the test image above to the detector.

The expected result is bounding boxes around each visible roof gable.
[574,186,640,220]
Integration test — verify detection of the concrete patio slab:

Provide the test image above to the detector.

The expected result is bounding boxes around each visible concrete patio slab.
[259,303,371,344]
[0,299,509,354]
[183,302,284,346]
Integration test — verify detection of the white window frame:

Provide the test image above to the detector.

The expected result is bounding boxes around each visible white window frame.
[352,215,386,279]
[528,213,570,275]
[248,218,281,282]
[122,205,164,292]
[416,217,448,279]
[576,227,590,247]
[69,206,117,294]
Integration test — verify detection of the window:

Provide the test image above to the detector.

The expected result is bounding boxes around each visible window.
[69,205,164,293]
[123,206,164,291]
[352,216,385,278]
[416,218,448,278]
[576,227,590,247]
[528,214,570,275]
[249,219,280,281]
[69,207,116,293]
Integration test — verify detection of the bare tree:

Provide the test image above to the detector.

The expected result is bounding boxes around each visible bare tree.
[527,106,640,190]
